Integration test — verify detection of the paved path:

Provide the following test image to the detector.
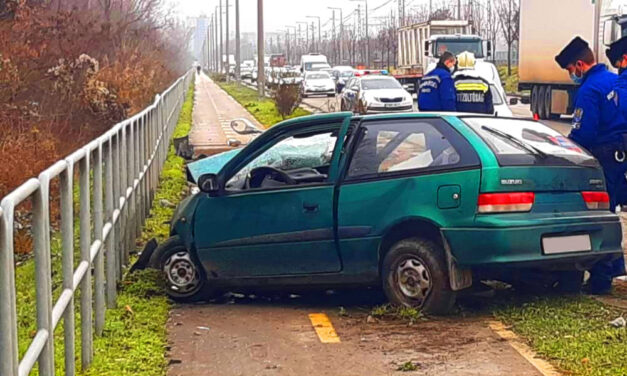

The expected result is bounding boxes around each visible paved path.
[189,73,261,155]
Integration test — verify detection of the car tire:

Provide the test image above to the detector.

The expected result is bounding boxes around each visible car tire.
[530,85,539,116]
[381,238,456,315]
[554,270,584,293]
[149,236,219,302]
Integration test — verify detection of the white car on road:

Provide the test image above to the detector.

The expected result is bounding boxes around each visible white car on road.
[301,71,336,98]
[340,75,413,114]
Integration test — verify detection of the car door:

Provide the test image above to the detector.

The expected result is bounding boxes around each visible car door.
[193,117,351,278]
[336,117,482,274]
[343,78,357,111]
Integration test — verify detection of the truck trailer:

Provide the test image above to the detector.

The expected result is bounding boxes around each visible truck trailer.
[518,0,627,119]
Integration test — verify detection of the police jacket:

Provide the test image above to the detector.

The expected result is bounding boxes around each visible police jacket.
[453,73,494,114]
[418,64,457,112]
[570,64,626,150]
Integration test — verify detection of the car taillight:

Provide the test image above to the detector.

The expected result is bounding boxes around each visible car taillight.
[477,192,535,213]
[581,191,610,210]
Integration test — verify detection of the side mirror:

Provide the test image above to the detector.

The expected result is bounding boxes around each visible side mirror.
[402,84,410,90]
[197,173,220,194]
[509,97,519,105]
[486,41,492,58]
[230,119,262,135]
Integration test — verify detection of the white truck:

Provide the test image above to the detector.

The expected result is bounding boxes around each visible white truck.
[396,20,509,115]
[300,54,330,73]
[518,0,627,119]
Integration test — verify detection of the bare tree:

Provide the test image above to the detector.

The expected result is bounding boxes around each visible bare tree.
[483,0,500,64]
[496,0,519,75]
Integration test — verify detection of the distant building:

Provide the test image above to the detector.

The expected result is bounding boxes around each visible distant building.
[190,16,209,62]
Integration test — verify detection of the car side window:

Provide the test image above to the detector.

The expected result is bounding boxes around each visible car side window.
[346,119,479,180]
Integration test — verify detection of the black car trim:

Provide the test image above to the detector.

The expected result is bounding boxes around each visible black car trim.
[212,228,335,247]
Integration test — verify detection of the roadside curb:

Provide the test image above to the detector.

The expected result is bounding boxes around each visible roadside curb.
[487,321,562,376]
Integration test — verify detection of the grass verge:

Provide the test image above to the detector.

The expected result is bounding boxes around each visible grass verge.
[216,81,310,127]
[14,80,194,375]
[493,294,627,376]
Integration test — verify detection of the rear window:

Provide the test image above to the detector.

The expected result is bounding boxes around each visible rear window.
[464,117,599,167]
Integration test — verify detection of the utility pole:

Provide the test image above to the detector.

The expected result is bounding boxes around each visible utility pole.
[226,0,230,81]
[297,21,309,52]
[257,0,265,97]
[332,11,336,64]
[235,0,240,82]
[306,16,321,53]
[351,0,369,67]
[457,0,461,19]
[329,7,344,64]
[429,0,432,20]
[219,0,223,73]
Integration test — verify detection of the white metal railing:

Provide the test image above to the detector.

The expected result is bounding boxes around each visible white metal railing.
[0,70,193,376]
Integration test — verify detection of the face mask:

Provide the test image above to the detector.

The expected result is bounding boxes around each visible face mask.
[570,73,583,84]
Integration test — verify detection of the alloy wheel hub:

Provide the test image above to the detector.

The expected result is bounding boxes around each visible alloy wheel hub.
[397,258,431,303]
[164,252,200,294]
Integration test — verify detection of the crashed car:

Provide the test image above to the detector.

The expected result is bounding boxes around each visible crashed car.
[146,112,623,314]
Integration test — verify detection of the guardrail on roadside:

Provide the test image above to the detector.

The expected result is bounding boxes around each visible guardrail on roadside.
[0,70,193,376]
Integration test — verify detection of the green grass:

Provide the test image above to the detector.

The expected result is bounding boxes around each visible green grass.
[172,81,194,139]
[498,65,519,94]
[216,82,310,127]
[14,80,195,375]
[493,295,627,376]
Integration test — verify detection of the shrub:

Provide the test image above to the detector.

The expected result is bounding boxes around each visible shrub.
[211,73,227,82]
[273,84,302,119]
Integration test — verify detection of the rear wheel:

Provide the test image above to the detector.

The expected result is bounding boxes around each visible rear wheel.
[537,86,548,119]
[382,238,456,315]
[149,236,219,302]
[530,85,539,116]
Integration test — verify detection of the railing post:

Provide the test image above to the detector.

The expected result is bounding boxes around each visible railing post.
[120,125,128,271]
[105,138,117,308]
[33,175,54,376]
[94,144,105,336]
[60,160,76,376]
[127,120,136,258]
[0,202,19,376]
[79,153,93,370]
[112,132,121,280]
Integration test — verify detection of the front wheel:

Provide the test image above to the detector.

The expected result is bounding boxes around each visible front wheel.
[149,236,219,302]
[382,238,455,315]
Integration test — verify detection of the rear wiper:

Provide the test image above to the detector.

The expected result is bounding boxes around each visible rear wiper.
[481,126,547,159]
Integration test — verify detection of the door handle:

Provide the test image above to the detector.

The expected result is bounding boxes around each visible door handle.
[303,203,319,213]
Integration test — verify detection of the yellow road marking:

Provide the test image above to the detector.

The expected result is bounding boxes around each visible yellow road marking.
[488,321,562,376]
[308,313,341,343]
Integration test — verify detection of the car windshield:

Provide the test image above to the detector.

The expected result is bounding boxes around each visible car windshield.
[464,117,598,167]
[435,39,484,58]
[307,73,331,80]
[341,71,354,78]
[362,78,402,90]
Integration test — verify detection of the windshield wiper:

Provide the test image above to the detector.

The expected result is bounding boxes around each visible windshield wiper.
[481,126,547,159]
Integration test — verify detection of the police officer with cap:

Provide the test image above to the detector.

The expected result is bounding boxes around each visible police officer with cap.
[418,51,457,112]
[556,36,627,294]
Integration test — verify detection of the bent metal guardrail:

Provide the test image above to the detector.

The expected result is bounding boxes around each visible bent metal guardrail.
[0,70,193,376]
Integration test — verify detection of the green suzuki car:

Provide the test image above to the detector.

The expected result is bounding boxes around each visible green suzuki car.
[148,112,623,314]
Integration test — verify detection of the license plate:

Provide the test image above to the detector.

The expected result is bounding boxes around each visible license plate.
[385,103,401,108]
[542,234,591,255]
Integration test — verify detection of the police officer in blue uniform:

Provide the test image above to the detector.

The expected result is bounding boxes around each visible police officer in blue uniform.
[418,51,457,112]
[556,36,627,294]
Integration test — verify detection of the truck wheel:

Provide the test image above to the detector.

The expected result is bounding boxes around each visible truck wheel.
[537,86,548,119]
[531,85,539,116]
[381,238,456,315]
[149,236,219,302]
[554,270,584,293]
[544,85,558,120]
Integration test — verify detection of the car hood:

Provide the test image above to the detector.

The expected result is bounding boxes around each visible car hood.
[187,148,242,183]
[364,89,411,100]
[306,79,334,87]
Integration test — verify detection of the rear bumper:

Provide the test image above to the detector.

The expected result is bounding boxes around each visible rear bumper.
[304,88,335,95]
[443,214,623,268]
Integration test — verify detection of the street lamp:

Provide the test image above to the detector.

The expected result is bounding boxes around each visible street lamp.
[328,7,343,64]
[350,0,369,68]
[306,15,321,52]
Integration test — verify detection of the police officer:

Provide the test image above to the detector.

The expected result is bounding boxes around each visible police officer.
[556,36,627,294]
[418,51,457,112]
[453,52,494,114]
